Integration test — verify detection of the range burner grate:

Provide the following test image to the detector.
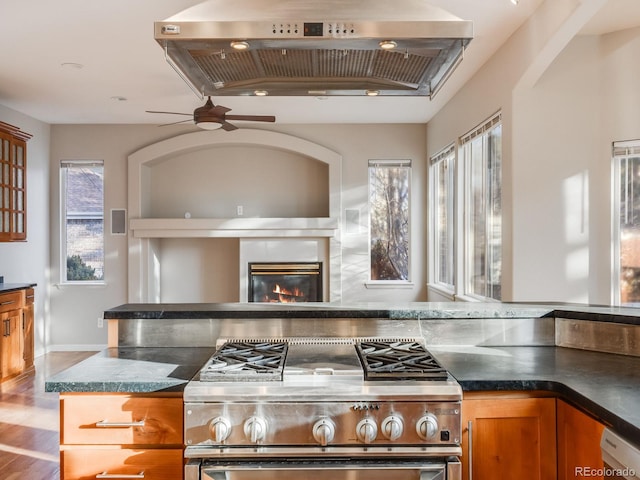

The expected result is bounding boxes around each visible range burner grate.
[356,341,449,381]
[200,341,288,382]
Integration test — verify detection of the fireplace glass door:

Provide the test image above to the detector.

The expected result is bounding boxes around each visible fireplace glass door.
[249,262,322,303]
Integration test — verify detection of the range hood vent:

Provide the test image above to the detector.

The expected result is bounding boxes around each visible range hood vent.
[155,0,473,98]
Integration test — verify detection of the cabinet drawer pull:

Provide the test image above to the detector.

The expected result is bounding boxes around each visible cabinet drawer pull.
[0,300,15,306]
[95,420,146,428]
[96,471,145,479]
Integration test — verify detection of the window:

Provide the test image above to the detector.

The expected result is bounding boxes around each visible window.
[368,159,411,281]
[613,140,640,306]
[429,144,456,290]
[60,160,104,283]
[460,112,502,300]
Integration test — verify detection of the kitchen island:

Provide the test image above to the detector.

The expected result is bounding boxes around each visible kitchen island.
[46,302,640,479]
[48,302,640,440]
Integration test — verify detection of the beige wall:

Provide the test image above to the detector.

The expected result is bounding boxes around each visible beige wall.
[10,0,640,349]
[427,0,640,303]
[149,145,329,218]
[0,103,50,357]
[49,123,427,349]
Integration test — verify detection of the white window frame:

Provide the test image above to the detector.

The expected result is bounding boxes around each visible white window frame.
[367,159,413,287]
[612,139,640,307]
[458,112,502,302]
[428,144,456,297]
[60,160,105,285]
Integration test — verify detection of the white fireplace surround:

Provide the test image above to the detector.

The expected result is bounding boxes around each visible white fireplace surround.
[127,129,342,303]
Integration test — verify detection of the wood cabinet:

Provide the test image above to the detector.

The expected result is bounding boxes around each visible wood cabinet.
[557,400,605,480]
[462,394,557,480]
[1,308,23,378]
[60,393,184,480]
[0,288,34,382]
[62,449,183,480]
[22,287,34,370]
[0,122,32,242]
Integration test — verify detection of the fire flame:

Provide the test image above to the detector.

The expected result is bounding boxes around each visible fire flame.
[270,283,305,303]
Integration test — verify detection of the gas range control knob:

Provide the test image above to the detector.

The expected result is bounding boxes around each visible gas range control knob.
[416,413,439,440]
[244,416,267,443]
[209,416,232,443]
[381,415,404,441]
[356,418,378,444]
[312,418,336,446]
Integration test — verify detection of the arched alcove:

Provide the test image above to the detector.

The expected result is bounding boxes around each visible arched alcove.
[127,129,343,303]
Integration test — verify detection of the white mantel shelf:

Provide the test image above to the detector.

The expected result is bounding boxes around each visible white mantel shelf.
[130,217,339,238]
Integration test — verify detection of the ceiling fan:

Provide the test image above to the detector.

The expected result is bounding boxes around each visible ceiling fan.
[146,96,276,131]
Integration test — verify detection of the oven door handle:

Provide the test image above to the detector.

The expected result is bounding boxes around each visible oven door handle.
[204,471,447,480]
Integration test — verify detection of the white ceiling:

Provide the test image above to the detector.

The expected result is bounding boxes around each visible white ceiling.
[0,0,638,126]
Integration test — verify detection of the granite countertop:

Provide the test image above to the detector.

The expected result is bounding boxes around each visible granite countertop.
[0,282,36,293]
[104,302,557,320]
[45,343,640,445]
[103,302,640,325]
[45,347,216,393]
[430,345,640,445]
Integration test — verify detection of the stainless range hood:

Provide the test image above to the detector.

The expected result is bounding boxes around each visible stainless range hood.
[155,0,473,98]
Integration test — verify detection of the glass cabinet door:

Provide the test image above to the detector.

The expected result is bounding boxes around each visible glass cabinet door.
[0,123,31,242]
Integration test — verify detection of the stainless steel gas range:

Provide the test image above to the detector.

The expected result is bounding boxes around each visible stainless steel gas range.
[184,338,462,480]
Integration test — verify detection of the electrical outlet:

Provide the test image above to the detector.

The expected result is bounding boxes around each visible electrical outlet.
[97,317,104,328]
[236,205,244,216]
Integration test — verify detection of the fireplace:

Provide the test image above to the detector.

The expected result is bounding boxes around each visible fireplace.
[248,262,322,303]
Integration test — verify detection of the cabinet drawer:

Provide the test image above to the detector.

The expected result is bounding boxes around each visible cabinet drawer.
[61,395,183,445]
[24,288,34,305]
[62,448,183,480]
[0,291,22,313]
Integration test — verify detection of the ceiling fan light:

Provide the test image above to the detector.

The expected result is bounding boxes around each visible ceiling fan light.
[197,121,223,130]
[379,40,397,50]
[230,41,250,50]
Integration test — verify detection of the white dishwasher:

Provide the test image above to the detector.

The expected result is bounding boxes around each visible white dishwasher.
[601,428,640,480]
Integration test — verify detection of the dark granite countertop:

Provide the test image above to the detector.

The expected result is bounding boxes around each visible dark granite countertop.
[430,346,640,445]
[103,302,640,325]
[0,282,36,293]
[103,302,557,320]
[45,347,216,393]
[45,343,640,446]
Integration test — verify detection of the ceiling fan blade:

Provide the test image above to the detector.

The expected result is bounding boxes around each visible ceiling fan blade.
[146,110,192,116]
[158,119,194,127]
[221,121,238,131]
[225,115,276,122]
[211,105,232,115]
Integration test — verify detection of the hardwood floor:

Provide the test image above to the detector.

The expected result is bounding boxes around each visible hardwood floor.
[0,352,96,479]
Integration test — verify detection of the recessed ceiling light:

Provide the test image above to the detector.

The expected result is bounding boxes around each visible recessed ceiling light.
[230,41,250,50]
[61,62,84,70]
[379,40,397,50]
[254,90,268,96]
[510,0,519,4]
[365,90,380,96]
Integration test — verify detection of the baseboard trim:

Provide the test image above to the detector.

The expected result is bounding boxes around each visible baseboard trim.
[42,344,106,354]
